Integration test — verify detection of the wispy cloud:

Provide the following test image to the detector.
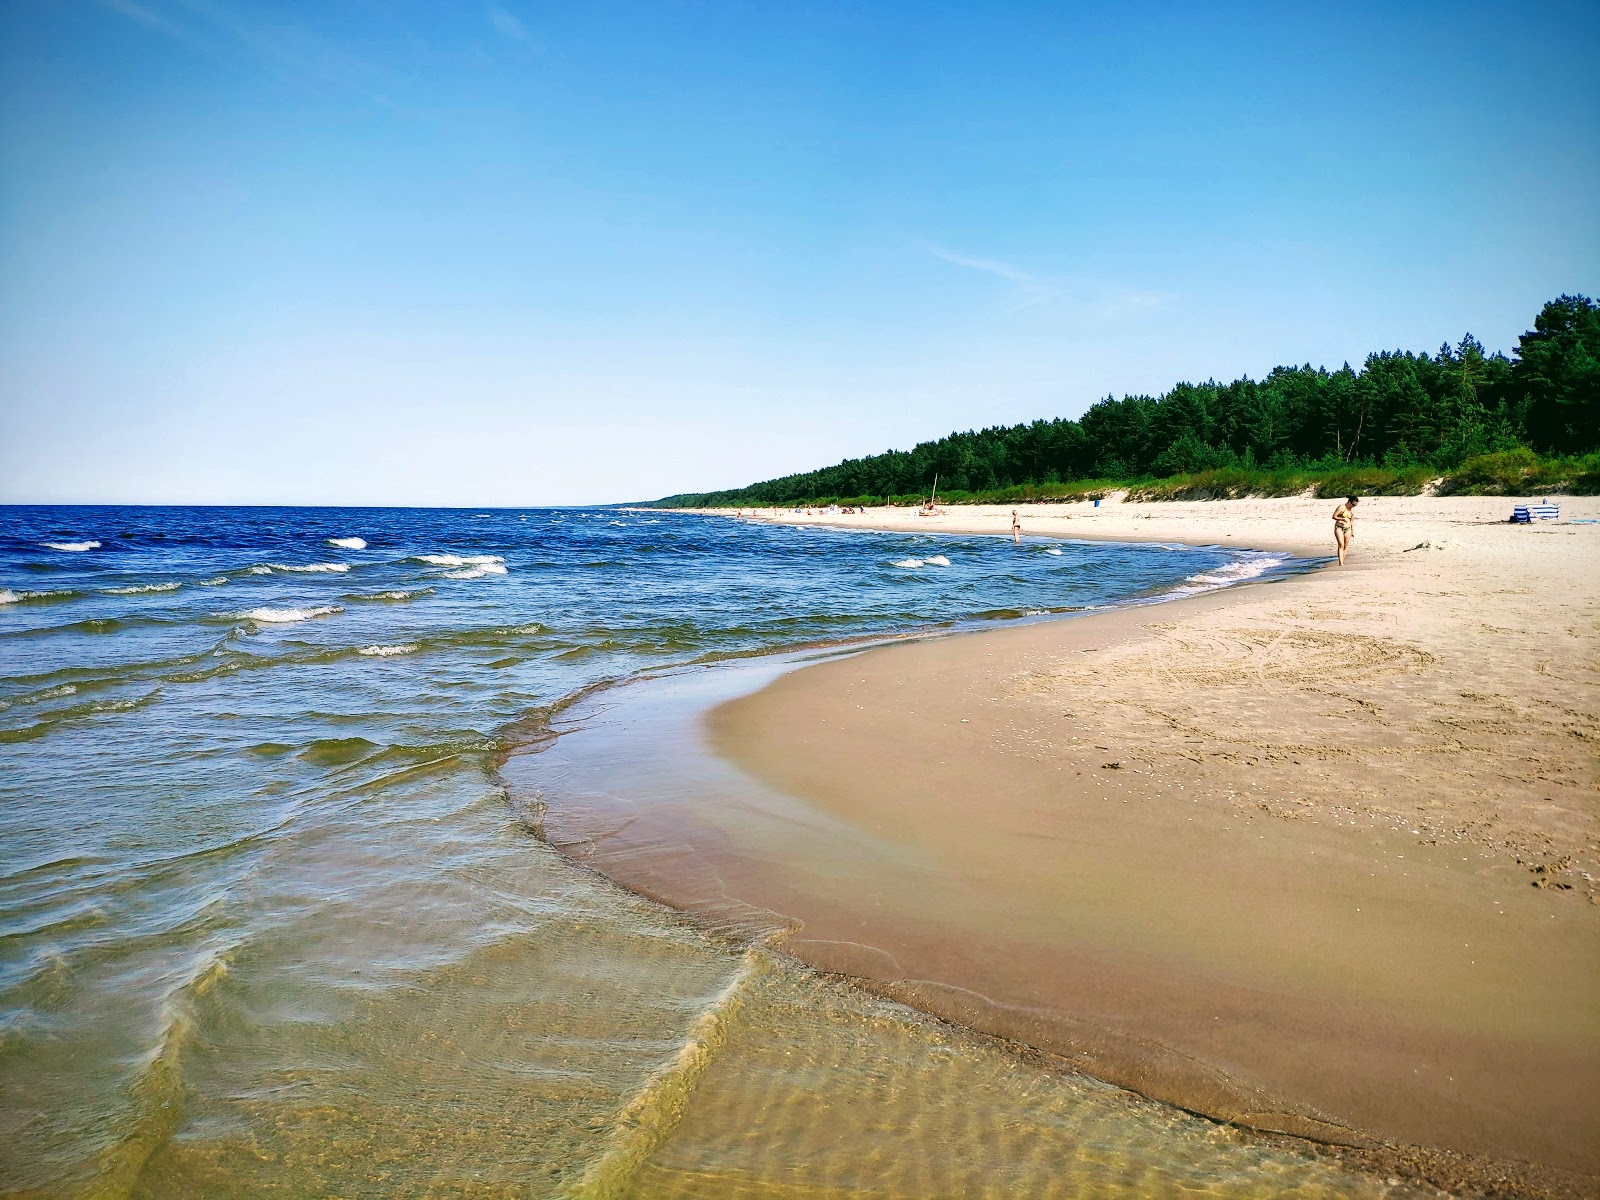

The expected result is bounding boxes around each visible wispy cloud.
[926,244,1062,311]
[486,2,538,49]
[98,0,408,110]
[926,244,1175,317]
[98,0,214,56]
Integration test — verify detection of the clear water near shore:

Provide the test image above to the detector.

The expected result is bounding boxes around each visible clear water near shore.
[0,505,1422,1198]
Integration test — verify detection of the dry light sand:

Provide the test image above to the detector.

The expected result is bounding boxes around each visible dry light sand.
[690,495,1599,1198]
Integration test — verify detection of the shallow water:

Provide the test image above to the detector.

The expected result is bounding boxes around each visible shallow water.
[0,505,1423,1198]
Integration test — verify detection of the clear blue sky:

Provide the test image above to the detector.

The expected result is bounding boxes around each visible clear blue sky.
[2,1,1596,505]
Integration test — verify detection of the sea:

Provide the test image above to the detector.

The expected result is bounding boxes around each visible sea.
[0,505,1424,1198]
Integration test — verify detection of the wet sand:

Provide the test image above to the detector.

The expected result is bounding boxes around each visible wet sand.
[554,496,1599,1198]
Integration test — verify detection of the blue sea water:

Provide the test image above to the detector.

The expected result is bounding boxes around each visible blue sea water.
[1,505,1400,1200]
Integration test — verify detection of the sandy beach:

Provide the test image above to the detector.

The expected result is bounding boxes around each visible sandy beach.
[603,495,1600,1197]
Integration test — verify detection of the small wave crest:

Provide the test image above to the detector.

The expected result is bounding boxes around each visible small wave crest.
[343,588,435,603]
[357,643,417,657]
[411,553,506,567]
[103,582,182,595]
[924,555,950,567]
[268,562,350,574]
[1042,547,1063,556]
[229,606,342,624]
[0,587,83,606]
[443,564,509,580]
[891,558,925,569]
[42,540,100,552]
[326,536,367,549]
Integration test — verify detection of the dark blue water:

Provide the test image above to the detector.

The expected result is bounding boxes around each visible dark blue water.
[3,505,1364,1200]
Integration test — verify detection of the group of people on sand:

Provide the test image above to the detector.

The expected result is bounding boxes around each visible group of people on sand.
[1005,498,1361,563]
[748,494,1365,567]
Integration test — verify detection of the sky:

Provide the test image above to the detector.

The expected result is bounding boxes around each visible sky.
[1,1,1597,506]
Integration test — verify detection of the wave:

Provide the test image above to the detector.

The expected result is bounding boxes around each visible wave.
[1172,553,1293,595]
[0,689,162,744]
[229,606,342,624]
[891,558,925,569]
[2,616,162,638]
[0,588,84,606]
[268,562,350,574]
[443,564,508,579]
[357,643,417,657]
[41,540,100,552]
[102,582,182,595]
[342,588,434,603]
[1042,547,1064,556]
[410,553,505,567]
[197,576,229,586]
[924,555,951,567]
[0,684,78,711]
[326,536,367,549]
[245,566,273,575]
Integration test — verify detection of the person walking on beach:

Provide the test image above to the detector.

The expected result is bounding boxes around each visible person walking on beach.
[1332,495,1359,565]
[1011,509,1022,544]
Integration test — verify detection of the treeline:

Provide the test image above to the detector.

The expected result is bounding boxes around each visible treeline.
[654,295,1600,505]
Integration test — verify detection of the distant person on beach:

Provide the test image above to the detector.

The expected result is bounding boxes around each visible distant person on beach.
[1333,495,1359,565]
[1011,509,1022,544]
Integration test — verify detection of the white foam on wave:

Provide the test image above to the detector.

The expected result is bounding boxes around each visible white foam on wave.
[412,553,505,567]
[0,588,74,604]
[443,563,509,579]
[924,555,951,567]
[103,582,182,595]
[891,558,926,569]
[198,576,229,586]
[1173,554,1290,595]
[357,643,416,657]
[1042,547,1063,556]
[246,565,273,575]
[232,605,342,623]
[347,588,432,602]
[43,541,99,552]
[270,562,350,574]
[327,536,367,550]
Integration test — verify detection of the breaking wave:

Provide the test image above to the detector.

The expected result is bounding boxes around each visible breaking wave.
[1171,553,1293,595]
[326,537,367,549]
[0,588,83,606]
[357,644,417,657]
[103,582,182,595]
[411,554,506,567]
[42,540,100,552]
[229,606,343,624]
[343,588,435,603]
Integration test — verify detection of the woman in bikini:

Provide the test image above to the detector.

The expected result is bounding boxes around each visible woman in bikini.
[1332,495,1359,565]
[1011,509,1022,544]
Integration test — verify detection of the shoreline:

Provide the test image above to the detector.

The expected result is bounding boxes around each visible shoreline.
[516,495,1599,1198]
